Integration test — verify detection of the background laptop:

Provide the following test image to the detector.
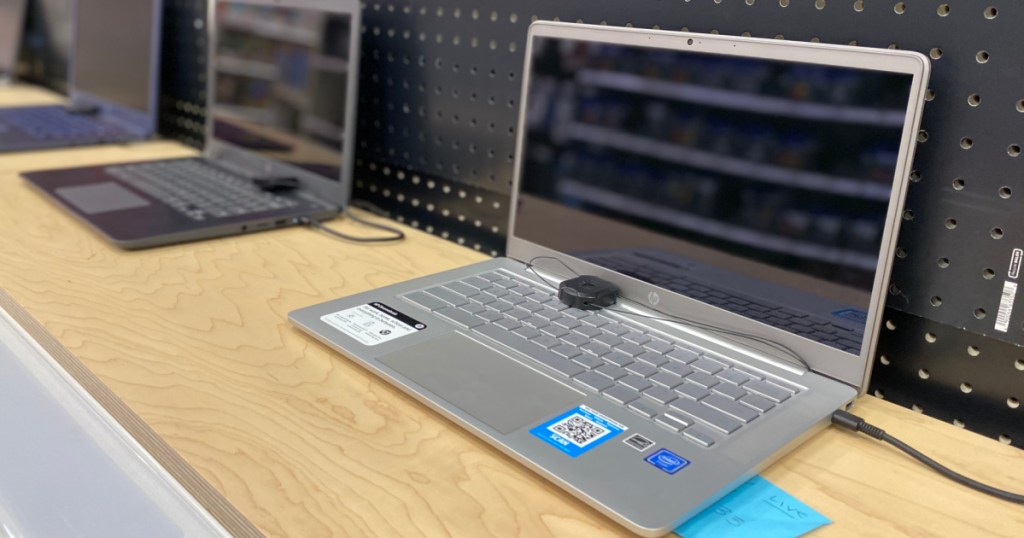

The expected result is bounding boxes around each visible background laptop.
[23,0,361,249]
[0,0,162,152]
[0,0,28,83]
[290,22,928,535]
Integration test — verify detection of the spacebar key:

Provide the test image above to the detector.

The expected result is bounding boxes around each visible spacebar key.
[434,307,483,328]
[474,324,583,378]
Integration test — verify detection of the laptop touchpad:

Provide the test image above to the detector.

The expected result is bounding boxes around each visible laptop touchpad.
[378,332,583,434]
[56,182,151,215]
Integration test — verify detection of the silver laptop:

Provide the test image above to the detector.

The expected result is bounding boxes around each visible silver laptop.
[0,0,28,83]
[23,0,361,249]
[290,22,929,535]
[0,0,163,152]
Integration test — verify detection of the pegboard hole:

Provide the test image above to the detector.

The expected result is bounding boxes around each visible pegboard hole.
[924,332,937,343]
[999,186,1012,199]
[952,177,965,190]
[879,354,891,365]
[990,227,1004,239]
[998,435,1011,445]
[510,13,519,23]
[779,0,790,7]
[889,284,902,296]
[917,130,929,143]
[953,419,965,428]
[983,268,995,280]
[853,0,864,12]
[925,89,935,102]
[746,0,755,5]
[944,218,957,230]
[930,296,942,307]
[918,369,930,380]
[874,389,885,399]
[984,6,998,19]
[894,2,906,15]
[909,170,921,182]
[814,0,826,9]
[937,257,950,268]
[896,246,908,258]
[968,94,981,107]
[885,320,897,330]
[976,51,990,63]
[929,48,942,60]
[960,382,973,393]
[902,209,914,221]
[967,345,981,357]
[1009,398,1021,409]
[937,4,950,16]
[1017,100,1024,113]
[974,308,987,319]
[1009,144,1021,157]
[960,137,973,149]
[911,404,924,413]
[1016,359,1024,371]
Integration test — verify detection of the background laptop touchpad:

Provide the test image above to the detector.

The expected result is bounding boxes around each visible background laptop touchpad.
[378,332,583,434]
[56,182,151,215]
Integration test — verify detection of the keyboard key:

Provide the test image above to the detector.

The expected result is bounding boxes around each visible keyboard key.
[621,331,650,345]
[518,301,543,313]
[675,382,709,401]
[603,351,634,368]
[462,276,491,289]
[712,382,746,400]
[625,362,659,378]
[476,309,504,323]
[572,325,602,338]
[533,352,585,379]
[563,309,592,320]
[478,272,503,282]
[738,393,775,413]
[507,308,532,321]
[537,308,563,321]
[744,380,792,402]
[614,342,646,357]
[643,386,678,405]
[466,293,496,306]
[667,348,700,363]
[434,307,483,328]
[691,357,725,375]
[552,317,581,330]
[635,351,669,367]
[580,316,609,328]
[461,303,486,315]
[522,316,549,329]
[574,371,615,393]
[531,335,561,349]
[703,394,759,423]
[512,327,541,340]
[560,332,590,347]
[493,279,518,289]
[540,325,569,338]
[655,412,689,433]
[550,344,580,359]
[603,385,640,405]
[494,318,521,331]
[580,342,612,357]
[602,323,630,337]
[685,371,719,389]
[643,339,675,354]
[663,361,693,378]
[683,425,716,447]
[593,333,622,347]
[595,363,628,380]
[628,399,660,419]
[650,371,684,389]
[403,291,448,311]
[426,287,469,307]
[446,281,477,296]
[669,399,742,434]
[572,354,604,369]
[718,368,755,385]
[618,374,652,393]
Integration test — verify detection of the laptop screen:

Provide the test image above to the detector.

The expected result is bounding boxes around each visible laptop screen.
[0,0,27,76]
[211,1,354,182]
[514,35,915,356]
[72,0,158,112]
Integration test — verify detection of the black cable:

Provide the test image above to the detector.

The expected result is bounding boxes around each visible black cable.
[523,256,811,370]
[831,410,1024,504]
[298,203,405,243]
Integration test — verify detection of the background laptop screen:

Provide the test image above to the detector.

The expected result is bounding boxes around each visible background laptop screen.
[212,1,354,181]
[0,0,27,76]
[514,35,914,355]
[72,0,157,112]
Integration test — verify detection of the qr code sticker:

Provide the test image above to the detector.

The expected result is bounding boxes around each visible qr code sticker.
[550,414,608,447]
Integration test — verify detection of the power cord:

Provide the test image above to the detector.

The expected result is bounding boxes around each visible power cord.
[831,409,1024,504]
[298,201,405,243]
[524,256,811,371]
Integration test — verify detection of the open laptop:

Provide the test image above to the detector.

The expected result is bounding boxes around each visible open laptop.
[0,0,163,152]
[0,0,28,84]
[23,0,361,249]
[290,22,929,535]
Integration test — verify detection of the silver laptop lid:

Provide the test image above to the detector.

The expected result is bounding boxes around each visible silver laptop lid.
[205,0,361,208]
[0,0,27,79]
[68,0,163,133]
[508,22,929,390]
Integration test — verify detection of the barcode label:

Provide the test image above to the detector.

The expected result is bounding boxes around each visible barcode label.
[995,281,1018,333]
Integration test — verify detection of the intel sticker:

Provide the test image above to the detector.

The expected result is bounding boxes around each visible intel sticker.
[321,302,427,346]
[645,449,690,475]
[530,405,626,458]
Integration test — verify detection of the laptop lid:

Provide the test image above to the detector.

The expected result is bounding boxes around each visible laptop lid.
[0,0,27,79]
[508,22,929,391]
[68,0,163,133]
[205,0,361,209]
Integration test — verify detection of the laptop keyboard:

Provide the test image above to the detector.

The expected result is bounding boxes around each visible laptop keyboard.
[402,269,801,448]
[0,107,127,141]
[589,254,863,353]
[106,160,299,221]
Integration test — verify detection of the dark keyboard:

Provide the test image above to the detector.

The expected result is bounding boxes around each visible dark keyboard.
[402,269,802,448]
[0,107,127,142]
[106,160,299,221]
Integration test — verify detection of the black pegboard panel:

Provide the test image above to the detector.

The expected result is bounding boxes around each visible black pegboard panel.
[159,0,208,149]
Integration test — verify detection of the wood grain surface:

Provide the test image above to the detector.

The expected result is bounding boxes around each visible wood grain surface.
[0,84,1021,537]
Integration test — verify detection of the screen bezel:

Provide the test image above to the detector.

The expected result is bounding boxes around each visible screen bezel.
[67,0,162,135]
[508,22,930,391]
[205,0,361,208]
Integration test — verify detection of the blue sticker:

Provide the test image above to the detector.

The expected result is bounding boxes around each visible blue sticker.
[646,449,690,475]
[831,308,867,323]
[530,405,626,457]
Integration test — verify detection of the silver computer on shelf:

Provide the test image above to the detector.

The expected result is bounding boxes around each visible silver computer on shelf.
[0,0,28,83]
[290,22,929,536]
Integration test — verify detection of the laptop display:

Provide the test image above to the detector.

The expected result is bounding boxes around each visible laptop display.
[72,0,160,113]
[516,36,916,357]
[212,1,355,183]
[0,0,27,78]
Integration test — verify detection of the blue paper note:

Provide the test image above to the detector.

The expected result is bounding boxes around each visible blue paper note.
[676,476,830,538]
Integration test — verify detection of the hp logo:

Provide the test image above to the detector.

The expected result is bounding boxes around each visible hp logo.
[648,291,660,306]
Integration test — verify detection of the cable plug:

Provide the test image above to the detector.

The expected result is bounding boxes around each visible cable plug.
[831,409,886,440]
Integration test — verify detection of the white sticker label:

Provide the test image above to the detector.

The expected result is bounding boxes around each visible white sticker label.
[1010,248,1023,280]
[321,302,427,346]
[995,281,1017,333]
